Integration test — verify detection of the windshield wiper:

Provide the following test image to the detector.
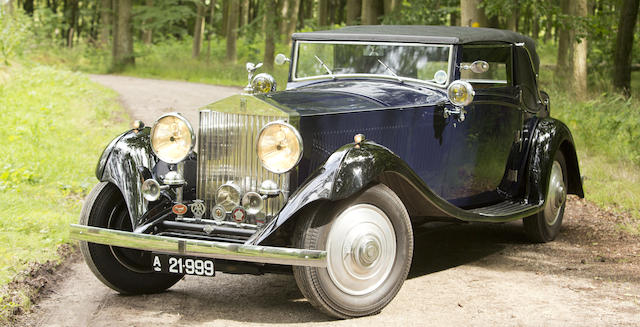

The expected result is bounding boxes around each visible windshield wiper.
[314,55,334,78]
[377,59,403,82]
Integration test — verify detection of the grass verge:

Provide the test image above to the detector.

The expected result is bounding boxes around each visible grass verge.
[0,64,129,321]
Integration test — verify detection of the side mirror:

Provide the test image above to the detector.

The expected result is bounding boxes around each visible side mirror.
[460,60,490,73]
[275,53,290,66]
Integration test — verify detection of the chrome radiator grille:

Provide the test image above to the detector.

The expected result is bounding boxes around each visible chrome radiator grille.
[197,110,290,221]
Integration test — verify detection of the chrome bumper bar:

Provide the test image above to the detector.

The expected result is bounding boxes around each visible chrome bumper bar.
[70,224,327,267]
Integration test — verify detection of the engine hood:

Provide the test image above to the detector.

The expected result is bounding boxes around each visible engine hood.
[256,80,446,116]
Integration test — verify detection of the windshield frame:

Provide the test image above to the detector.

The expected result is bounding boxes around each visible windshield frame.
[291,40,455,88]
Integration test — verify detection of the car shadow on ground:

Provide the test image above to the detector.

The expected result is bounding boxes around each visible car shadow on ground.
[408,220,529,279]
[98,221,533,325]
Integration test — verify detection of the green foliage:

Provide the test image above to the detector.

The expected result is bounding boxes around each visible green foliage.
[0,11,33,64]
[0,64,129,286]
[382,0,458,25]
[133,0,196,40]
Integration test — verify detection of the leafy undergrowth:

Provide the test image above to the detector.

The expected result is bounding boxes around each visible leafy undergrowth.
[0,64,129,320]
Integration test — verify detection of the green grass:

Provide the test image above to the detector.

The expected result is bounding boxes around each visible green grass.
[0,64,129,311]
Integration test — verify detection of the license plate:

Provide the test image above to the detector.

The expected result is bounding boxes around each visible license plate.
[152,254,215,277]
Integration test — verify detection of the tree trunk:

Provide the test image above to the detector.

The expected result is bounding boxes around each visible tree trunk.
[568,0,588,99]
[99,0,111,47]
[112,0,134,71]
[142,0,153,44]
[383,0,397,15]
[555,0,570,78]
[318,0,328,26]
[226,0,239,62]
[263,0,277,71]
[22,0,33,15]
[279,0,289,36]
[284,0,300,44]
[460,0,489,27]
[613,0,640,96]
[241,0,249,26]
[346,0,361,25]
[361,0,381,25]
[207,0,216,62]
[192,0,205,58]
[67,0,79,47]
[5,0,14,15]
[221,0,229,37]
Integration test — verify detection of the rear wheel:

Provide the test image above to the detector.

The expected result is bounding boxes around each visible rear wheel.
[293,184,413,318]
[523,151,568,243]
[79,182,182,294]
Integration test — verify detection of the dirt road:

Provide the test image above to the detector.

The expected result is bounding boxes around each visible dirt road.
[18,75,640,327]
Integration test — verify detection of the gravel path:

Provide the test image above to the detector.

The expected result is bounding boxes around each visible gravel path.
[16,75,640,327]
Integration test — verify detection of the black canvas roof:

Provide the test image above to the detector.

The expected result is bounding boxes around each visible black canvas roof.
[293,25,538,71]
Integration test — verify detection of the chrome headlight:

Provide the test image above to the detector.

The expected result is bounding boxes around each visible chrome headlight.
[216,182,242,212]
[150,113,195,164]
[251,73,277,93]
[257,121,303,174]
[447,80,475,107]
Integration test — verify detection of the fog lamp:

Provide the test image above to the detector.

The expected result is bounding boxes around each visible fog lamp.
[242,192,264,215]
[447,80,475,107]
[257,121,303,174]
[141,179,167,201]
[216,182,242,212]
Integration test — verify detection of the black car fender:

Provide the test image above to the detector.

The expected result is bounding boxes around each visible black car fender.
[251,141,513,245]
[525,118,584,205]
[95,127,158,228]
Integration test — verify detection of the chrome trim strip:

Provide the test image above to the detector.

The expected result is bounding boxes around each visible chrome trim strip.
[71,224,327,267]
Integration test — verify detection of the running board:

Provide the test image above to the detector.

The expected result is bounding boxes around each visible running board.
[468,200,539,217]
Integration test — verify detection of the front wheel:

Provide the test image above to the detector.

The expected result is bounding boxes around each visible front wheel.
[79,182,182,294]
[293,184,413,318]
[523,151,568,243]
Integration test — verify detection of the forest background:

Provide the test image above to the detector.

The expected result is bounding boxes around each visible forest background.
[0,0,639,319]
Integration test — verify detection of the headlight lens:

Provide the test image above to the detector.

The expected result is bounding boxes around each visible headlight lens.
[447,80,475,107]
[150,113,194,164]
[251,73,277,93]
[257,121,303,174]
[216,183,242,212]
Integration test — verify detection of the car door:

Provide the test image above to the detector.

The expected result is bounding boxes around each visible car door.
[439,44,524,208]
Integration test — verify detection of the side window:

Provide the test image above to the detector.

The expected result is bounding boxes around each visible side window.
[460,45,513,88]
[515,46,542,111]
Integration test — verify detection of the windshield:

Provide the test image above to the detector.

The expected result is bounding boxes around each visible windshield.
[293,41,452,86]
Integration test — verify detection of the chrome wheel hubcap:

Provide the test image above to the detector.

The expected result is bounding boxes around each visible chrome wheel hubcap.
[326,204,396,296]
[545,161,566,226]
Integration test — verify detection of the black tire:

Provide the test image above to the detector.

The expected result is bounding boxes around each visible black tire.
[523,151,568,243]
[292,184,413,319]
[79,182,182,294]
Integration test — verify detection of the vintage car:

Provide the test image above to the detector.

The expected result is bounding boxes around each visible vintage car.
[71,26,583,318]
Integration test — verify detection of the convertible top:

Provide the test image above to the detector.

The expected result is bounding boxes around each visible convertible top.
[293,25,538,72]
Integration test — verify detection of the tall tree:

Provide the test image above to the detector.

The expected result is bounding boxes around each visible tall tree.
[569,0,588,99]
[361,0,382,25]
[460,0,489,27]
[112,0,134,71]
[207,0,217,61]
[99,0,111,47]
[383,0,398,16]
[346,0,361,25]
[67,0,79,47]
[283,0,300,44]
[318,0,328,26]
[263,0,277,70]
[613,0,640,96]
[226,0,239,62]
[193,0,206,58]
[142,0,153,44]
[555,0,570,78]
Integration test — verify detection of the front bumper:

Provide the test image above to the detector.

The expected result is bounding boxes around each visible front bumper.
[70,224,327,267]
